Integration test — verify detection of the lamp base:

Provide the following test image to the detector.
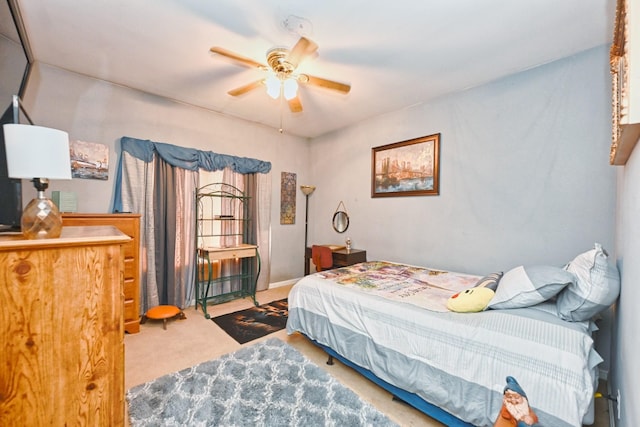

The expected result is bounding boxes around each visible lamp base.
[21,195,63,239]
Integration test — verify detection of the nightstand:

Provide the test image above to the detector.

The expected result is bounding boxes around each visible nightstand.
[304,247,367,275]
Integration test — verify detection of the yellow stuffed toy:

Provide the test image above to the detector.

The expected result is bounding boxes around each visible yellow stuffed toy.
[447,287,495,312]
[447,272,502,312]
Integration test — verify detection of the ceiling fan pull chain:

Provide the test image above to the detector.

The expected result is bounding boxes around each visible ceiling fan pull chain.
[279,94,284,134]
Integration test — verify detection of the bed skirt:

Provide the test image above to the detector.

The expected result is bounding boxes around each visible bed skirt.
[305,335,473,427]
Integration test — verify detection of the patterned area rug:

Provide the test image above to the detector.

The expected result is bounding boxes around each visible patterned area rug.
[127,338,398,427]
[212,298,288,344]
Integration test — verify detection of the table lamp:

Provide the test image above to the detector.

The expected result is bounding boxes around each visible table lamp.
[2,124,72,239]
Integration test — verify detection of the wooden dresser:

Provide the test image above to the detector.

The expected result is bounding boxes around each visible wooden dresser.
[0,226,129,425]
[63,213,141,334]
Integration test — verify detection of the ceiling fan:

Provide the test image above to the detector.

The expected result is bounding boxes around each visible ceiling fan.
[210,37,351,113]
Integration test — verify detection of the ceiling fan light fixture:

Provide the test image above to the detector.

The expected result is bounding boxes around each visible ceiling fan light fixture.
[265,74,281,99]
[283,78,298,100]
[212,36,349,116]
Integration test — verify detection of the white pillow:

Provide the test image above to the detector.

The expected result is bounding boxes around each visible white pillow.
[556,243,620,321]
[488,265,575,309]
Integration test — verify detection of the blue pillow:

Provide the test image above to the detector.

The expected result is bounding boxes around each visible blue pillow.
[556,243,620,321]
[488,265,574,309]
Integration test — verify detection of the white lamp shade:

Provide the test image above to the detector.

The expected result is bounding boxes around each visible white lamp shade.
[300,185,316,196]
[3,124,72,180]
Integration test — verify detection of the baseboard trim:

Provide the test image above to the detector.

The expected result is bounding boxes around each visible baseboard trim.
[608,381,616,427]
[269,278,298,289]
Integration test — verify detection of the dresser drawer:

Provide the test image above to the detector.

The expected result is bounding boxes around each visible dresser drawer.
[203,246,257,261]
[124,299,136,321]
[109,221,137,238]
[124,258,135,281]
[123,278,136,299]
[121,241,135,258]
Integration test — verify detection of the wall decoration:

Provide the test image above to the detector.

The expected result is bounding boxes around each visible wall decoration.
[371,133,440,197]
[280,171,297,224]
[69,139,109,180]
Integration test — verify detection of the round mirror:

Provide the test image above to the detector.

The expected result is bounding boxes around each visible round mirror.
[332,211,350,233]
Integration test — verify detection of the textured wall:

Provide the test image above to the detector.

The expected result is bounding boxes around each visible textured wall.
[20,63,311,282]
[309,46,615,275]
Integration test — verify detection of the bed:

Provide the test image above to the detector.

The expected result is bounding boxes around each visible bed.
[286,260,606,427]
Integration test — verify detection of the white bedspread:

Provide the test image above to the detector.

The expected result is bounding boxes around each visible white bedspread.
[287,264,602,427]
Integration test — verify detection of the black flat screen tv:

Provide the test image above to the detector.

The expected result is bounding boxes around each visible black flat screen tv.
[0,96,33,232]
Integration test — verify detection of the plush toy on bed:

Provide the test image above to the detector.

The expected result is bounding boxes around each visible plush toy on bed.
[446,272,502,312]
[494,376,539,427]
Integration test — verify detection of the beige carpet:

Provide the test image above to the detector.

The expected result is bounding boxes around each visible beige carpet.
[125,285,610,427]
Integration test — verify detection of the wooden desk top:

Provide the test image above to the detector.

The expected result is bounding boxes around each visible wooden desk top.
[305,246,364,254]
[0,226,130,250]
[332,248,365,255]
[199,243,258,253]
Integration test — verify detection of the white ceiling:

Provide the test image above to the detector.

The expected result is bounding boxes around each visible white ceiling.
[11,0,614,138]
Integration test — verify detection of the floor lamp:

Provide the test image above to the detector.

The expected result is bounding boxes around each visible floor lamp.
[300,185,316,270]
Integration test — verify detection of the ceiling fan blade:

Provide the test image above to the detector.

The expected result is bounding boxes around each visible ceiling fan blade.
[210,47,267,70]
[285,37,318,69]
[228,79,264,96]
[288,96,303,113]
[299,74,351,94]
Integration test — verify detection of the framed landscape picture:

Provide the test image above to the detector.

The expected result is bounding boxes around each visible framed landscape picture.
[371,133,440,198]
[69,139,109,180]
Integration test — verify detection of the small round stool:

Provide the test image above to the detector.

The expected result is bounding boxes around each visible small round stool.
[141,305,186,330]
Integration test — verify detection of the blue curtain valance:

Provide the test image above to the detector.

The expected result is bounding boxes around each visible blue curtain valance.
[112,136,271,212]
[120,136,272,174]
